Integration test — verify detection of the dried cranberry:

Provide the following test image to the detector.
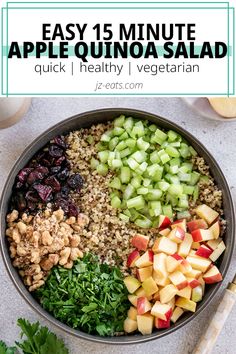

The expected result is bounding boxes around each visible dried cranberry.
[27,166,48,185]
[25,190,40,203]
[15,193,27,211]
[50,166,61,174]
[17,168,33,183]
[44,176,61,192]
[60,185,70,197]
[67,174,84,190]
[15,181,24,189]
[54,156,66,166]
[57,168,69,181]
[68,203,79,217]
[48,145,64,158]
[53,135,68,150]
[27,200,37,211]
[55,197,69,214]
[33,184,52,202]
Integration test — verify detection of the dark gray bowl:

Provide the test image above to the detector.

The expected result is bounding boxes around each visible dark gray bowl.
[0,108,235,344]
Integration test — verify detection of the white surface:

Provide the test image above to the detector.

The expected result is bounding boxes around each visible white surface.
[0,97,235,354]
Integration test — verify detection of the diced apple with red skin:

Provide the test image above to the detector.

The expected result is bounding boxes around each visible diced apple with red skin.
[136,266,153,282]
[195,204,219,225]
[191,229,214,242]
[171,307,184,323]
[187,219,208,232]
[142,276,159,297]
[124,318,138,333]
[153,253,168,277]
[151,301,172,321]
[168,227,185,244]
[175,297,197,312]
[153,270,171,287]
[187,278,201,289]
[209,241,226,262]
[124,276,141,294]
[178,259,192,274]
[135,250,154,268]
[169,271,188,290]
[178,233,193,257]
[153,237,177,255]
[203,265,222,284]
[131,234,149,251]
[186,255,211,272]
[209,221,220,239]
[135,287,152,301]
[171,219,187,231]
[158,215,171,229]
[207,238,222,250]
[155,317,171,329]
[159,284,178,304]
[137,314,154,335]
[159,228,171,236]
[191,242,201,249]
[127,250,140,267]
[177,286,192,300]
[166,253,183,273]
[185,268,202,279]
[167,296,176,310]
[198,276,205,295]
[195,245,213,258]
[128,306,138,320]
[128,294,138,307]
[137,297,152,315]
[191,285,203,302]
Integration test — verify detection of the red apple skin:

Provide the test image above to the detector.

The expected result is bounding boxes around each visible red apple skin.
[203,273,222,284]
[176,280,189,291]
[171,219,186,231]
[148,250,154,262]
[131,235,149,251]
[159,215,171,229]
[196,246,213,259]
[127,250,140,267]
[155,317,171,329]
[137,297,148,315]
[171,253,183,261]
[187,219,208,232]
[191,229,204,242]
[175,227,185,241]
[188,279,201,289]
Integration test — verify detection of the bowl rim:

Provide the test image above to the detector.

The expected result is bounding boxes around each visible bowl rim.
[0,107,235,345]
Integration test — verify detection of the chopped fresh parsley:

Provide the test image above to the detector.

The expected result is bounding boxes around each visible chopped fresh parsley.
[35,253,129,336]
[0,341,16,354]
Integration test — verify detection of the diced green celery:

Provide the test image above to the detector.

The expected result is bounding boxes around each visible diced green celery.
[137,137,150,151]
[137,162,148,175]
[120,166,131,184]
[123,184,135,200]
[165,146,180,158]
[119,213,129,222]
[161,141,169,148]
[162,205,173,218]
[111,159,123,169]
[149,124,157,132]
[96,142,107,151]
[86,135,94,144]
[178,195,189,208]
[189,146,197,156]
[170,141,181,147]
[109,177,122,190]
[168,184,183,196]
[137,187,149,195]
[158,149,170,164]
[200,175,210,183]
[179,143,190,158]
[164,173,172,182]
[130,121,145,138]
[96,163,108,176]
[166,193,178,206]
[110,190,120,198]
[169,175,180,185]
[169,165,179,174]
[119,132,129,141]
[113,127,125,136]
[114,115,125,127]
[150,150,161,164]
[178,165,189,174]
[119,148,131,159]
[127,195,145,210]
[90,157,99,169]
[123,117,134,131]
[150,134,157,144]
[129,208,140,221]
[181,162,193,172]
[146,189,162,201]
[143,178,151,187]
[152,168,164,182]
[98,150,109,163]
[177,210,191,219]
[183,184,194,195]
[135,217,152,228]
[189,171,200,185]
[147,164,161,177]
[126,138,136,149]
[115,141,127,151]
[154,128,168,145]
[150,201,162,216]
[178,172,191,182]
[193,185,199,202]
[167,130,178,142]
[127,158,139,170]
[131,150,147,163]
[109,137,119,150]
[130,175,142,189]
[123,209,132,218]
[170,157,181,166]
[101,130,113,142]
[111,196,121,208]
[158,181,170,191]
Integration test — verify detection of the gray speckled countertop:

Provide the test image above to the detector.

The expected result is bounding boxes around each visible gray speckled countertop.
[0,98,235,354]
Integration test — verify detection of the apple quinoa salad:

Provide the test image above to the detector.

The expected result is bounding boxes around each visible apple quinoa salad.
[5,115,226,336]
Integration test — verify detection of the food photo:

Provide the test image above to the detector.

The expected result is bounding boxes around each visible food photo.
[0,98,236,354]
